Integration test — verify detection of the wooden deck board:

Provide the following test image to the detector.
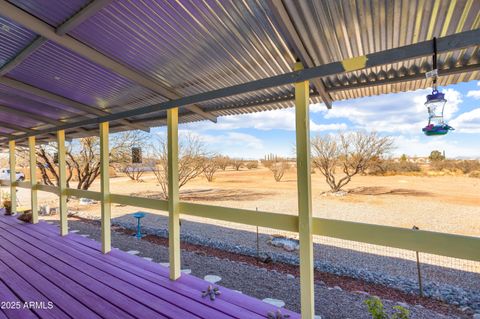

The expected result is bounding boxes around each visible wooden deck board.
[0,215,300,319]
[0,280,37,319]
[0,221,196,319]
[0,228,135,319]
[28,219,300,319]
[0,219,244,319]
[3,220,262,319]
[0,257,68,319]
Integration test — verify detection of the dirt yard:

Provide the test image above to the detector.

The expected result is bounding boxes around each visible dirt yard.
[24,166,480,237]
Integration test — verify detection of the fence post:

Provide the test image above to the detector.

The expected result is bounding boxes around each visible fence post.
[8,140,16,214]
[57,130,68,236]
[28,136,38,224]
[100,122,111,254]
[294,61,315,318]
[168,107,181,280]
[413,226,423,296]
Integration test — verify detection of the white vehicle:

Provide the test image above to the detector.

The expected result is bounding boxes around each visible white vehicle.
[0,168,25,181]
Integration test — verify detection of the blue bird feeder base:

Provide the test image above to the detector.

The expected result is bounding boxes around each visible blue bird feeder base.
[132,212,146,239]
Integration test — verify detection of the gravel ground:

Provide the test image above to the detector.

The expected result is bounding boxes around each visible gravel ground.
[56,218,471,319]
[112,214,480,292]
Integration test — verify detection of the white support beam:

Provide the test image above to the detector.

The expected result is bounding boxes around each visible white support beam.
[267,0,333,109]
[0,37,47,76]
[0,120,35,134]
[57,130,68,236]
[28,136,38,223]
[294,62,315,318]
[0,77,149,132]
[99,122,111,254]
[0,104,63,126]
[56,0,112,36]
[8,140,16,214]
[0,0,216,123]
[167,107,181,280]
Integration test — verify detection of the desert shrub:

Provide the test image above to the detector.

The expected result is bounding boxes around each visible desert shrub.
[369,160,421,175]
[469,170,480,178]
[365,297,409,319]
[150,134,207,199]
[123,164,146,182]
[430,160,480,174]
[216,156,230,171]
[311,131,393,191]
[429,150,445,161]
[203,156,221,182]
[246,161,258,169]
[231,159,244,171]
[266,159,290,182]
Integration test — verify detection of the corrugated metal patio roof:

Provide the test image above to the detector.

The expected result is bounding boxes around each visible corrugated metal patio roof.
[0,0,479,145]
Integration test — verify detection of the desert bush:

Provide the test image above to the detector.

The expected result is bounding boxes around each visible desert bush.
[33,130,148,190]
[216,156,230,170]
[369,160,421,175]
[231,159,244,171]
[266,159,290,182]
[469,170,480,178]
[246,161,259,169]
[311,131,393,192]
[429,150,445,161]
[364,297,409,319]
[430,160,480,174]
[203,156,221,182]
[123,164,145,182]
[150,134,207,199]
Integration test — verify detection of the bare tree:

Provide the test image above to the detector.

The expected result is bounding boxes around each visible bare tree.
[35,131,147,190]
[246,161,259,169]
[216,156,230,171]
[203,156,221,182]
[123,164,146,182]
[311,131,393,192]
[264,159,290,182]
[231,159,244,171]
[150,134,208,198]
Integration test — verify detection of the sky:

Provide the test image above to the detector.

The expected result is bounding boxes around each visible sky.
[153,80,480,159]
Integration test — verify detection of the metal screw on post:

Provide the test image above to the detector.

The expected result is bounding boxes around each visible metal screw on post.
[412,225,423,297]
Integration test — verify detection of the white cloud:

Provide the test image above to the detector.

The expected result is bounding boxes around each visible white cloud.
[449,108,480,133]
[320,88,462,134]
[176,129,264,158]
[183,107,346,133]
[466,81,480,99]
[394,135,479,158]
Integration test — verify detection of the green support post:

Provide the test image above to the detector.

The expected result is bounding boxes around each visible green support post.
[29,136,38,223]
[57,130,68,236]
[100,122,111,254]
[168,107,181,280]
[295,61,315,318]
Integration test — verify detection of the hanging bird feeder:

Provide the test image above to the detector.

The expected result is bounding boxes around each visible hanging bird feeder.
[131,147,142,164]
[422,37,454,136]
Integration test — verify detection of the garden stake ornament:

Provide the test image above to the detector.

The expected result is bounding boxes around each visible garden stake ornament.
[202,285,221,301]
[267,310,290,319]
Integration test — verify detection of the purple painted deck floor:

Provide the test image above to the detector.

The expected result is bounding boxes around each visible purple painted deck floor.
[0,214,300,319]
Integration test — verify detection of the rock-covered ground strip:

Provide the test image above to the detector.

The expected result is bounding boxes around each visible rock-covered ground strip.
[48,217,476,319]
[109,212,480,313]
